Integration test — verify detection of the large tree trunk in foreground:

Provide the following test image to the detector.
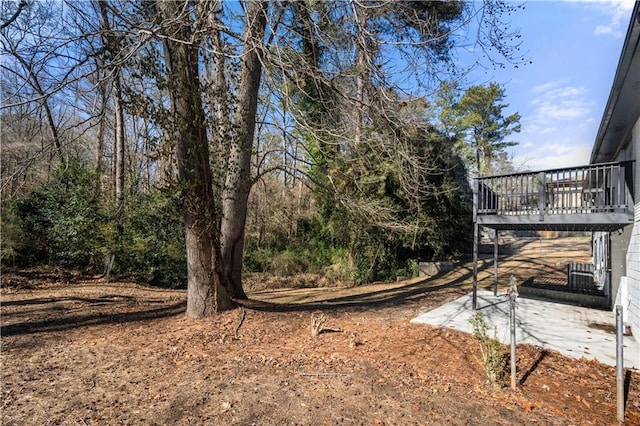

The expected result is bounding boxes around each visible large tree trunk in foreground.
[221,0,267,300]
[160,0,234,316]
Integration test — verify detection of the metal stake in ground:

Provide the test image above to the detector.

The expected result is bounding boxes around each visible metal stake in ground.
[616,305,624,422]
[509,275,519,390]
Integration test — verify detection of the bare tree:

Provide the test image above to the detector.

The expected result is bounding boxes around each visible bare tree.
[158,0,234,314]
[0,1,68,168]
[159,0,234,315]
[220,0,268,299]
[0,0,28,31]
[97,0,126,237]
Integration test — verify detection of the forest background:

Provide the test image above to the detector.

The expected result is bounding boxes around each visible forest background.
[1,0,524,316]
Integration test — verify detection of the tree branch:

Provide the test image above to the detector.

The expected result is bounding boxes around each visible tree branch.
[0,0,28,31]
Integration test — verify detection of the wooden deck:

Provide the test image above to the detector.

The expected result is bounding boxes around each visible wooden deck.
[474,161,635,231]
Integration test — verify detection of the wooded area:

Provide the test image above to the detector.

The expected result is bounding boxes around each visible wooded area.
[1,0,525,317]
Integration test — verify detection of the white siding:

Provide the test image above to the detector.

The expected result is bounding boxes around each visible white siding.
[629,204,640,331]
[625,117,639,358]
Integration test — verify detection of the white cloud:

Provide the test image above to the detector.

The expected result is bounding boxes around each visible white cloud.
[594,24,618,37]
[528,81,595,123]
[514,143,592,170]
[534,126,557,135]
[530,85,586,101]
[512,81,598,170]
[531,81,559,94]
[535,101,593,120]
[587,0,635,38]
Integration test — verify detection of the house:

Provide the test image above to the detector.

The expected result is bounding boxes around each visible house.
[591,1,640,343]
[471,2,639,356]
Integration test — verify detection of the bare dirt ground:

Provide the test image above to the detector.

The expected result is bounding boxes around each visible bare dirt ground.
[2,237,639,425]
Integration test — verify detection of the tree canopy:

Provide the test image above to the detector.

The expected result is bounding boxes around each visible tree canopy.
[438,82,521,177]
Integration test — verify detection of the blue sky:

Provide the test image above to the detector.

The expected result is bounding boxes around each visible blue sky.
[473,0,635,171]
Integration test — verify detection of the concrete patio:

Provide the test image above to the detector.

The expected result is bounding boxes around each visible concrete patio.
[411,290,639,369]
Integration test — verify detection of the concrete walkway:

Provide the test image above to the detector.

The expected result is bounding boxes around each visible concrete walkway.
[411,290,639,369]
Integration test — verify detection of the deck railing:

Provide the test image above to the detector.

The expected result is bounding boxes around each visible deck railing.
[476,161,634,219]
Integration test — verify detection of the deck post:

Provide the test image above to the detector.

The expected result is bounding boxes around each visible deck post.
[624,162,633,215]
[494,230,498,296]
[537,171,546,221]
[473,179,479,310]
[473,222,478,310]
[612,165,621,210]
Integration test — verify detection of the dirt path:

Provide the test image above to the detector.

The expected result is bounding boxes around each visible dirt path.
[2,238,639,425]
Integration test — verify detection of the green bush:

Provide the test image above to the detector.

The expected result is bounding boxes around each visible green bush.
[114,190,186,287]
[0,207,23,266]
[395,258,419,279]
[244,247,274,272]
[323,248,357,282]
[7,160,105,268]
[3,160,186,287]
[270,250,310,276]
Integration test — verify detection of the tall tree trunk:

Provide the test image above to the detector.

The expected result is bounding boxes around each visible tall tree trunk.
[355,47,365,148]
[353,2,368,148]
[98,0,126,254]
[160,0,234,316]
[203,3,232,201]
[212,21,231,159]
[94,87,106,194]
[143,116,152,192]
[113,70,125,235]
[221,0,267,299]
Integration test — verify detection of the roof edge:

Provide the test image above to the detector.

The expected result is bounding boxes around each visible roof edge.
[590,2,640,164]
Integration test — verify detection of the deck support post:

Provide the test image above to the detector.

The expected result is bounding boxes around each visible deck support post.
[472,179,479,310]
[494,230,499,296]
[472,222,479,310]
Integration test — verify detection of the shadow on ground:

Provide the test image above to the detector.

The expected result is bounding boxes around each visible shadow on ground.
[240,260,493,313]
[1,298,186,337]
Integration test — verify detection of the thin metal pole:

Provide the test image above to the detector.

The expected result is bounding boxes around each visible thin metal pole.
[510,277,518,390]
[616,305,624,422]
[473,223,478,310]
[494,230,499,296]
[510,296,516,390]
